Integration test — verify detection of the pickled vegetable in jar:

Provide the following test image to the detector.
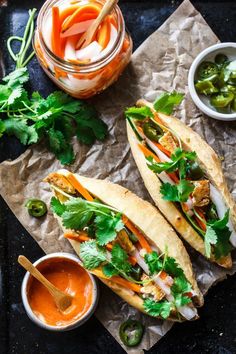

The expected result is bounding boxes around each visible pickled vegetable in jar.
[34,0,132,99]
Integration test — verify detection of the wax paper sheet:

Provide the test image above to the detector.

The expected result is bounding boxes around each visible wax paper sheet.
[1,0,236,352]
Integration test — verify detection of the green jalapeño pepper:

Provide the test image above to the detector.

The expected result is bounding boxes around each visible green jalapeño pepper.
[195,80,218,95]
[131,265,142,281]
[215,53,228,66]
[187,161,204,180]
[143,122,163,142]
[197,61,218,80]
[210,92,234,108]
[25,199,47,217]
[119,320,144,347]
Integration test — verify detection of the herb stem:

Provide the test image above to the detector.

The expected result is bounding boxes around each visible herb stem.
[21,101,37,114]
[7,8,37,69]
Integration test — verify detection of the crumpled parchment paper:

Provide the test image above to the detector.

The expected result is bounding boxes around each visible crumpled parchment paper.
[1,0,236,352]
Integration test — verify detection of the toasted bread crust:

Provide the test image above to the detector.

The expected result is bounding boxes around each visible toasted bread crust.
[128,99,234,268]
[46,170,203,313]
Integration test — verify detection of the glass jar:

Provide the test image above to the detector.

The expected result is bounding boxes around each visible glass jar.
[34,0,133,99]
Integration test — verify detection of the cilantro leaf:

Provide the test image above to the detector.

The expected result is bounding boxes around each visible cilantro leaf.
[3,119,38,145]
[102,263,118,277]
[144,298,172,319]
[177,180,195,201]
[171,276,192,296]
[146,148,197,174]
[95,213,124,246]
[0,68,108,166]
[50,197,66,217]
[204,226,217,258]
[160,183,179,201]
[58,198,124,245]
[79,240,106,270]
[7,86,23,105]
[46,128,75,165]
[102,244,131,278]
[62,198,94,230]
[208,209,229,229]
[54,116,74,140]
[153,92,184,115]
[48,128,67,153]
[163,257,184,277]
[174,294,192,307]
[74,104,107,142]
[160,180,194,202]
[205,210,233,259]
[56,145,75,165]
[125,106,154,120]
[3,67,29,87]
[144,251,163,275]
[111,243,132,274]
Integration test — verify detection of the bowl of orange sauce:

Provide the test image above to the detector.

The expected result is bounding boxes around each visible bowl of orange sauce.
[21,253,98,331]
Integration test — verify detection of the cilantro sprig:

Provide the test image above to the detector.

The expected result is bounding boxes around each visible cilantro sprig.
[79,240,107,270]
[125,106,154,120]
[146,148,197,175]
[146,148,197,202]
[0,9,108,165]
[204,210,232,259]
[102,244,132,278]
[144,251,185,278]
[51,197,124,246]
[153,92,184,115]
[144,298,172,319]
[144,250,193,318]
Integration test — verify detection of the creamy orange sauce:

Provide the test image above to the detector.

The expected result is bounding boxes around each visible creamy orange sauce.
[27,258,93,327]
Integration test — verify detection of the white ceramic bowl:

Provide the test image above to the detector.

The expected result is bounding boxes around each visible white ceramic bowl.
[188,42,236,121]
[21,253,99,331]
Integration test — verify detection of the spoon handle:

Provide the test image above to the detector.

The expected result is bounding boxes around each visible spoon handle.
[95,0,118,26]
[77,0,118,49]
[18,255,62,297]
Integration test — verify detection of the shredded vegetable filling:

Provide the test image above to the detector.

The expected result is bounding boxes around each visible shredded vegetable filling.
[125,100,235,261]
[46,172,197,321]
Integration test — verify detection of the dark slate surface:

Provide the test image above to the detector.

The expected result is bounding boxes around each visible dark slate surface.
[0,1,236,353]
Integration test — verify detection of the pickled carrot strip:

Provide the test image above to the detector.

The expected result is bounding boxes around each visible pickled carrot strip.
[64,232,90,242]
[109,276,142,293]
[122,216,152,254]
[129,255,137,266]
[194,208,207,232]
[138,143,160,162]
[194,216,207,232]
[138,143,179,183]
[66,173,94,201]
[59,5,79,24]
[107,14,117,29]
[62,12,98,34]
[97,19,110,49]
[52,7,61,57]
[168,172,179,183]
[152,141,172,157]
[62,4,101,32]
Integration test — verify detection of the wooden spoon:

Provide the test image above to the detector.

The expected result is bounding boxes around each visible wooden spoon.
[76,0,118,49]
[18,255,73,312]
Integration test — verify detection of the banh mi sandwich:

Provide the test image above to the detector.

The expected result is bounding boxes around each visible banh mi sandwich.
[125,93,236,269]
[45,169,203,321]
